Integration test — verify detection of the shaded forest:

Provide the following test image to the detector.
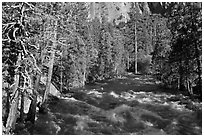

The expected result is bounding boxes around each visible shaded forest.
[2,2,202,135]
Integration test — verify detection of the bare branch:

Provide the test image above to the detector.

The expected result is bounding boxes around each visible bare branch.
[29,53,42,74]
[2,22,16,26]
[24,2,35,10]
[27,43,39,50]
[2,39,10,42]
[20,40,28,55]
[57,41,67,46]
[10,5,21,9]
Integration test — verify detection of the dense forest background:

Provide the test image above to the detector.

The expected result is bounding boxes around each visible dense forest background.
[2,2,202,134]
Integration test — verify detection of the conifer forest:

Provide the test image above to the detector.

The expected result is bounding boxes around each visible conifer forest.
[2,2,202,135]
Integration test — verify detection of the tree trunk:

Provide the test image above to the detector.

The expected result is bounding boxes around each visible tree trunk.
[60,56,63,93]
[5,91,10,124]
[3,85,10,127]
[127,52,130,71]
[152,18,157,52]
[134,2,140,74]
[82,58,87,86]
[42,19,58,104]
[5,54,21,134]
[19,89,24,122]
[185,76,193,96]
[177,77,180,90]
[5,88,20,134]
[192,10,202,93]
[82,43,87,86]
[179,62,185,91]
[27,19,44,125]
[195,44,202,88]
[26,74,40,134]
[134,21,138,74]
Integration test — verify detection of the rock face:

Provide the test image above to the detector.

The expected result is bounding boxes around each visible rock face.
[24,95,31,113]
[40,76,61,97]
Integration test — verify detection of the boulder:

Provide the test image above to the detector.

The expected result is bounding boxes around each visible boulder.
[24,95,31,114]
[40,76,61,97]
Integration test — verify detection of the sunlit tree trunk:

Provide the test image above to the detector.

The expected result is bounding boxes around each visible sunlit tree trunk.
[4,88,10,126]
[186,78,193,95]
[42,18,58,104]
[5,54,21,134]
[60,55,63,92]
[82,47,87,86]
[153,18,157,52]
[134,21,138,74]
[19,89,24,122]
[134,2,141,74]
